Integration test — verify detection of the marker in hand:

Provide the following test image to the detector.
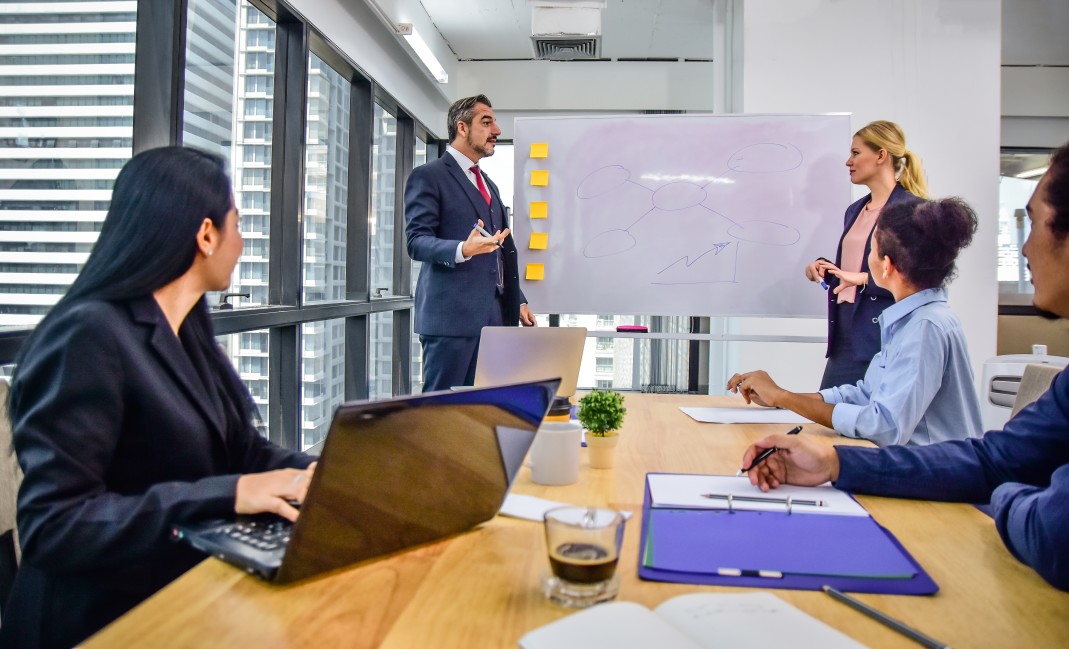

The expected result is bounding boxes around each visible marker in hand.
[472,222,502,248]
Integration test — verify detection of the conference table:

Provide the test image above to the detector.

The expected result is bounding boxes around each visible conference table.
[84,394,1069,648]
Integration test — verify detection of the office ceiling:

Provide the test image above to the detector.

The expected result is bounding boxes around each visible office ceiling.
[416,0,717,61]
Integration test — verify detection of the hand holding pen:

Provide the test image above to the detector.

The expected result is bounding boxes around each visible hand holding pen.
[736,426,802,476]
[741,430,841,491]
[461,219,508,257]
[471,221,503,248]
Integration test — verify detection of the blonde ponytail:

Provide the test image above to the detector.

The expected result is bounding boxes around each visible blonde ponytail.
[898,150,929,199]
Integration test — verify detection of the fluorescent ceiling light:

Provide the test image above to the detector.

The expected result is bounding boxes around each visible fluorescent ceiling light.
[1016,166,1048,179]
[396,23,448,84]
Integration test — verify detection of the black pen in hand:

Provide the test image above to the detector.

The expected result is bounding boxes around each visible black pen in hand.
[736,426,802,476]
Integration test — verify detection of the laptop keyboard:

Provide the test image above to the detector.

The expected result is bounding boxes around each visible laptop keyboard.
[216,518,292,552]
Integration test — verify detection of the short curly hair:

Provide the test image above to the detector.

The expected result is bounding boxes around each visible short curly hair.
[874,197,977,290]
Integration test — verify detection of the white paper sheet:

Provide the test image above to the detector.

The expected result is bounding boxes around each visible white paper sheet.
[499,493,633,522]
[680,406,814,424]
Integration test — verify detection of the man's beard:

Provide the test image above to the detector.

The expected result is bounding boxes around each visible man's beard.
[467,133,494,157]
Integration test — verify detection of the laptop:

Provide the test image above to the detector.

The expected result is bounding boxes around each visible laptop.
[172,378,560,584]
[474,326,587,397]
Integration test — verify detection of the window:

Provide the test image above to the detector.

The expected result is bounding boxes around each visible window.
[300,318,345,449]
[217,329,270,437]
[596,357,614,373]
[184,0,274,314]
[999,149,1048,306]
[370,311,393,399]
[410,137,429,393]
[370,103,396,298]
[301,52,350,305]
[0,3,137,326]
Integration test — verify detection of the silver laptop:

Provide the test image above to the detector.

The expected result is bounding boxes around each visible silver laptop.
[172,378,560,583]
[474,326,587,398]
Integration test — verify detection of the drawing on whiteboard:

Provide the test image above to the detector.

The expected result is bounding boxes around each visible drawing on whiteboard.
[576,142,803,285]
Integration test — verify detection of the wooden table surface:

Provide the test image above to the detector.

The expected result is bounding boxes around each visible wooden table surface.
[84,394,1069,648]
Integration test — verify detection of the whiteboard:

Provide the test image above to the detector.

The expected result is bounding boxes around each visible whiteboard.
[513,114,851,317]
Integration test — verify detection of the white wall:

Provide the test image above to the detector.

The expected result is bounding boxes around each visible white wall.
[289,0,452,135]
[1001,0,1069,148]
[736,0,1001,391]
[456,60,716,114]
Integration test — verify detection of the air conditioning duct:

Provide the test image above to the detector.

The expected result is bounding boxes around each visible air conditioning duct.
[529,0,605,60]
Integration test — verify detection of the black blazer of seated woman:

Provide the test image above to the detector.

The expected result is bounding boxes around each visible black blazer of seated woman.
[0,146,315,649]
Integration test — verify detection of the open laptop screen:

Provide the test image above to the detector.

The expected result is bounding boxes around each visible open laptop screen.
[474,326,587,397]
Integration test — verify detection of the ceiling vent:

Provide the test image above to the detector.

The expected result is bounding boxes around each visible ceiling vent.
[533,37,600,60]
[530,1,605,60]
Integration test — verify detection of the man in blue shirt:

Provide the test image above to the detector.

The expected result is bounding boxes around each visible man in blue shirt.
[728,198,982,446]
[740,142,1069,591]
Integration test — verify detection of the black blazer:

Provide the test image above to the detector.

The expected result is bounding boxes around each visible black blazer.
[825,184,922,362]
[2,296,312,649]
[405,153,526,337]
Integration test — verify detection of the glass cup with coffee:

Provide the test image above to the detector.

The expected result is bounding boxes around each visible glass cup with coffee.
[541,506,625,608]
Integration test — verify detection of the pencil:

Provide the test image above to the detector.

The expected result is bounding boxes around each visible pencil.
[822,585,951,649]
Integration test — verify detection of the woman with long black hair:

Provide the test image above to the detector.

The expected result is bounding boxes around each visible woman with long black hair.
[2,147,315,648]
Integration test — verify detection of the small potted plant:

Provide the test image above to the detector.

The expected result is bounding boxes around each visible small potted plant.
[577,389,626,469]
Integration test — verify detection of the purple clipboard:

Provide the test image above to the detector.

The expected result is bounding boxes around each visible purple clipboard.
[637,473,939,595]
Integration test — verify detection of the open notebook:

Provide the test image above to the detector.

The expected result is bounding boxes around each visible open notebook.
[519,593,867,649]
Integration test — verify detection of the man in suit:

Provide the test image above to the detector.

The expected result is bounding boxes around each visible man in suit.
[739,142,1069,591]
[405,95,536,392]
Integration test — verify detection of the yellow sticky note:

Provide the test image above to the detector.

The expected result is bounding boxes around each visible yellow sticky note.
[530,170,549,186]
[530,201,548,219]
[530,142,549,158]
[529,232,548,250]
[526,263,545,281]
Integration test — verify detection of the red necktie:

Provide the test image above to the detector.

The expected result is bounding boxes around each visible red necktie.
[471,165,491,205]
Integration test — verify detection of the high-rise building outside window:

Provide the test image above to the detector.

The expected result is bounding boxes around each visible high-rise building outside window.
[0,1,137,326]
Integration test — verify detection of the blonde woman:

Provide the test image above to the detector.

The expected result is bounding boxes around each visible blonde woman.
[805,120,929,389]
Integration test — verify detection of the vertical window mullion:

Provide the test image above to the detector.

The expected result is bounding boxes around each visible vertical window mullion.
[133,0,184,152]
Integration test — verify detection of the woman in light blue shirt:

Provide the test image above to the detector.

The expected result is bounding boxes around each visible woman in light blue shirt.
[727,198,982,446]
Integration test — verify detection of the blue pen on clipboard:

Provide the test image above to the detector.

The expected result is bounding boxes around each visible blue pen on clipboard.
[471,222,502,248]
[820,279,829,290]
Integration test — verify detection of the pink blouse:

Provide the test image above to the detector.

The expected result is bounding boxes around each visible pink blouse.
[837,204,881,303]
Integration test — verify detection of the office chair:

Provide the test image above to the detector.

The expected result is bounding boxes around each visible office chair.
[0,378,20,620]
[1011,364,1064,417]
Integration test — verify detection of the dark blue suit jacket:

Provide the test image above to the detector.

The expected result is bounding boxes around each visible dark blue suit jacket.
[825,184,922,362]
[2,296,312,648]
[836,366,1069,591]
[405,153,525,337]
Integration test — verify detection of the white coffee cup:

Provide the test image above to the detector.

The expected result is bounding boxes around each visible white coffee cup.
[529,421,582,486]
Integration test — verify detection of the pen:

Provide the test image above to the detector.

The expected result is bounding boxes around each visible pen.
[700,493,824,507]
[820,279,829,290]
[822,586,952,649]
[737,425,802,476]
[471,222,503,248]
